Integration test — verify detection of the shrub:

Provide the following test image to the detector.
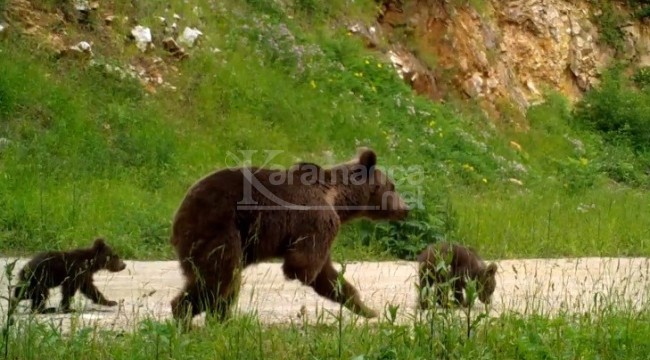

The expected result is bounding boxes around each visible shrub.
[573,66,650,152]
[359,191,459,260]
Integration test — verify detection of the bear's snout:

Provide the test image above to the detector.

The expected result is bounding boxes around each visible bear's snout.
[109,260,127,272]
[389,194,410,220]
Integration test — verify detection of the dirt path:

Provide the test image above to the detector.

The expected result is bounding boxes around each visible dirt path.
[1,257,649,331]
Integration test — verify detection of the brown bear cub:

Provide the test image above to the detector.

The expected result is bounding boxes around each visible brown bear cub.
[11,238,126,314]
[170,147,410,323]
[417,242,497,309]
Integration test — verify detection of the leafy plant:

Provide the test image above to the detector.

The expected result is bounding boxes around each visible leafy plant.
[359,192,458,260]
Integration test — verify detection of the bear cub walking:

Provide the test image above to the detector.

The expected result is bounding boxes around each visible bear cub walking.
[417,242,497,309]
[11,238,126,314]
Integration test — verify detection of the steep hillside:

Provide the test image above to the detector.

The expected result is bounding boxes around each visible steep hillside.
[0,0,649,260]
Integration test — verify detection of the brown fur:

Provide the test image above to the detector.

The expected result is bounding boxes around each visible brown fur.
[10,238,126,313]
[417,242,497,309]
[169,148,410,323]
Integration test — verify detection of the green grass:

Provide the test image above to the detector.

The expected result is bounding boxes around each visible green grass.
[2,308,649,359]
[1,0,650,357]
[0,0,649,261]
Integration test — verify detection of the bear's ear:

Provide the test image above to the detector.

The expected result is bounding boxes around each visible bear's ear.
[357,148,377,171]
[93,238,106,250]
[485,262,498,277]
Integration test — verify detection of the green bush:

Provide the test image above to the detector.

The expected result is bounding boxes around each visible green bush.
[359,191,459,260]
[592,1,627,51]
[632,67,650,89]
[573,66,650,152]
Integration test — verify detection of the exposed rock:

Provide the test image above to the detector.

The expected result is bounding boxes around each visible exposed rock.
[463,72,484,98]
[348,22,384,49]
[131,25,152,52]
[375,0,650,121]
[104,15,115,25]
[510,141,522,152]
[58,41,93,59]
[508,178,524,186]
[178,27,202,47]
[388,48,440,101]
[162,37,188,60]
[74,0,90,12]
[73,0,98,25]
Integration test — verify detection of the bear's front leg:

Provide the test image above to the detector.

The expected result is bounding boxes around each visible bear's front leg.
[80,278,118,307]
[311,259,378,319]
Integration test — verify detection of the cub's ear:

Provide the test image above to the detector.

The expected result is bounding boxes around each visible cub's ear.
[93,238,106,250]
[485,262,498,277]
[357,148,377,171]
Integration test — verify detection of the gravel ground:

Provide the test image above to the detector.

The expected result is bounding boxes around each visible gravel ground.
[1,257,648,332]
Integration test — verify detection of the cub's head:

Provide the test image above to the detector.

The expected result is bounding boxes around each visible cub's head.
[92,238,127,272]
[339,147,410,222]
[477,262,498,304]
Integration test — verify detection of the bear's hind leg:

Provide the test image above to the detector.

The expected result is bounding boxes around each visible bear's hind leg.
[172,229,243,325]
[171,277,205,322]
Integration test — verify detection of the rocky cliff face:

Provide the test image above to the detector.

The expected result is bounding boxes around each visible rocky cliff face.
[362,0,650,124]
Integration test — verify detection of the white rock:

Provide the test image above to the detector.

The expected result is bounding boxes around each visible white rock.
[486,77,499,89]
[178,27,203,47]
[74,0,90,11]
[348,23,362,33]
[173,13,181,20]
[131,25,152,52]
[69,41,92,56]
[508,178,524,186]
[464,72,484,98]
[0,24,5,33]
[526,79,540,96]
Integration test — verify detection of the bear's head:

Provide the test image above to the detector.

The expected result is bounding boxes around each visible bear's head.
[92,238,127,272]
[477,262,498,304]
[336,148,410,222]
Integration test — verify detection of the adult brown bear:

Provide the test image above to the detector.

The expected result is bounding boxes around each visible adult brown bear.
[170,148,410,323]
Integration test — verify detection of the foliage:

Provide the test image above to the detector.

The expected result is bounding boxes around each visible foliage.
[359,193,458,260]
[573,65,650,152]
[592,0,627,52]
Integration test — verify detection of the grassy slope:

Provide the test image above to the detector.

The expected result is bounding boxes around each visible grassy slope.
[0,0,648,261]
[1,1,650,358]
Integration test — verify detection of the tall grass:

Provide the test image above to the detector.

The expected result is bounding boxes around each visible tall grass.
[1,308,649,359]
